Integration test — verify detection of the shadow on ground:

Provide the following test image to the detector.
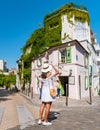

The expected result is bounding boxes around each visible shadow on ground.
[0,89,18,102]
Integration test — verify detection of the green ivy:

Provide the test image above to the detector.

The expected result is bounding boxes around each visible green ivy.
[23,67,31,83]
[0,74,16,88]
[44,2,90,47]
[44,14,61,46]
[19,2,90,86]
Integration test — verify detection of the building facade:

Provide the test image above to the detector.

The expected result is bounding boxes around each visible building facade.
[44,3,90,46]
[31,40,89,99]
[16,2,100,99]
[0,60,7,72]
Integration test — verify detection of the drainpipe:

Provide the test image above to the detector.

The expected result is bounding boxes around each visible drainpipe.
[98,68,100,97]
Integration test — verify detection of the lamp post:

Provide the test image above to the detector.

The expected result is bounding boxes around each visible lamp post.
[98,68,100,97]
[66,84,69,106]
[65,69,72,106]
[89,72,92,104]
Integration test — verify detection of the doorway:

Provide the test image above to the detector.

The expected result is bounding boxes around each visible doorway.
[59,76,68,96]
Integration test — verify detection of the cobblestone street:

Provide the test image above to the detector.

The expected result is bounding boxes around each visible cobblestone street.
[0,89,39,130]
[0,89,100,130]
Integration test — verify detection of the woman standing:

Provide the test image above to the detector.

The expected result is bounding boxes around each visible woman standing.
[37,63,59,126]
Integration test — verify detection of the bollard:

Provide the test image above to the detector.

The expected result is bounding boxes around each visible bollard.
[66,84,69,106]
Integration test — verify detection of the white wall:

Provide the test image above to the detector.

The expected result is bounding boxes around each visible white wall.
[31,42,90,99]
[61,14,91,43]
[0,60,4,71]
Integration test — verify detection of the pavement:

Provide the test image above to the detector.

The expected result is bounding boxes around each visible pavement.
[17,93,100,130]
[1,88,100,130]
[20,92,100,111]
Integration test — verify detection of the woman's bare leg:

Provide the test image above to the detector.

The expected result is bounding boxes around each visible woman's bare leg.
[44,102,52,122]
[39,102,46,120]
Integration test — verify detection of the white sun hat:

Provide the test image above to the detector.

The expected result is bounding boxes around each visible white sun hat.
[41,63,52,73]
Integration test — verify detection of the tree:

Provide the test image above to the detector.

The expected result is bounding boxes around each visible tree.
[0,74,16,88]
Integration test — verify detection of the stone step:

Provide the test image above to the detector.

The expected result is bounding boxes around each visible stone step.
[16,105,35,129]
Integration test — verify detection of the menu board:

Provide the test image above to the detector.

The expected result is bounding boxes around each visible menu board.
[69,76,75,85]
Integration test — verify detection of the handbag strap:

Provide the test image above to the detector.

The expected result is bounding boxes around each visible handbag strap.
[48,79,50,92]
[48,77,54,89]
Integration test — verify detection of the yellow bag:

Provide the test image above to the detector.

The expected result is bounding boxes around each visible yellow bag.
[50,88,56,97]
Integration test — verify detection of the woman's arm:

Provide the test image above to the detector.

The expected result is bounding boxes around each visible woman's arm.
[51,64,59,76]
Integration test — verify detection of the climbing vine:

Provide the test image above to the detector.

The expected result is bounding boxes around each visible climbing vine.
[19,2,90,87]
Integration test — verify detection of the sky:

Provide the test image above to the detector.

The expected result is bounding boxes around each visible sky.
[0,0,100,69]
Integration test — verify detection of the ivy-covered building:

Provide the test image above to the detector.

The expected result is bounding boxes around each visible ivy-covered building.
[44,2,90,46]
[16,2,99,99]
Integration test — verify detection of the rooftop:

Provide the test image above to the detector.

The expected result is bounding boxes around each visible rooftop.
[45,2,88,20]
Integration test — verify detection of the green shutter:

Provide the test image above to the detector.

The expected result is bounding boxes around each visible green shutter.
[66,47,71,63]
[89,76,92,86]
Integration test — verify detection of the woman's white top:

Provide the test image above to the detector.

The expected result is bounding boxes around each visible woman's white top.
[39,73,56,102]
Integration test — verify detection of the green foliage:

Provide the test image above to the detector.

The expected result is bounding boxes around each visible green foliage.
[98,90,100,95]
[45,2,90,25]
[20,28,46,84]
[19,2,90,86]
[0,74,16,88]
[0,74,5,87]
[22,2,90,59]
[73,9,90,24]
[9,74,16,85]
[23,67,31,83]
[30,28,46,56]
[44,2,90,47]
[4,76,11,87]
[22,28,45,56]
[44,14,61,47]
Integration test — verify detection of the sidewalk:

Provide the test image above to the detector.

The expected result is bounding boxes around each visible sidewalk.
[19,93,100,130]
[20,93,100,111]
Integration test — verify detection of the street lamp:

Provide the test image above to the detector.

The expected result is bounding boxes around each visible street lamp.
[98,68,100,97]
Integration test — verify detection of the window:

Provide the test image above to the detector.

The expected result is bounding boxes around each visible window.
[59,47,72,63]
[75,20,87,40]
[66,47,71,63]
[59,49,66,63]
[49,22,59,29]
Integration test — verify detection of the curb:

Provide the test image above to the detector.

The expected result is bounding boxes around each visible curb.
[19,92,100,111]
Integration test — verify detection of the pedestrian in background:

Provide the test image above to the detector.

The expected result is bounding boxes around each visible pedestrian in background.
[56,80,61,98]
[37,63,59,126]
[37,75,43,99]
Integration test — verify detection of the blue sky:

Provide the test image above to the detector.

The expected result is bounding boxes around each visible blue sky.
[0,0,100,68]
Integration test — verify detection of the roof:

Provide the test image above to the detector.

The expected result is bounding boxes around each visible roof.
[32,40,89,61]
[44,2,88,20]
